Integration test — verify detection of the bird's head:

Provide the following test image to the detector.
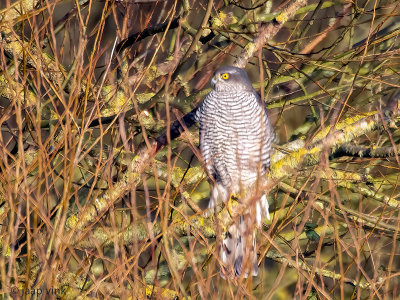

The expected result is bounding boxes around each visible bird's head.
[211,66,253,93]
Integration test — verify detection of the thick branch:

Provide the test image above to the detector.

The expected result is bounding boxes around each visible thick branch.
[234,0,308,68]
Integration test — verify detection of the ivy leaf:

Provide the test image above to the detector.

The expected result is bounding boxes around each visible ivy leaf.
[307,290,318,300]
[305,222,318,230]
[306,229,320,242]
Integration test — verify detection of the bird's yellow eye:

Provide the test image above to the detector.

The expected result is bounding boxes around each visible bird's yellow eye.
[221,73,229,80]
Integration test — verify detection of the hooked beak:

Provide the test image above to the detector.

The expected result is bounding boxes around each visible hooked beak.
[211,75,217,88]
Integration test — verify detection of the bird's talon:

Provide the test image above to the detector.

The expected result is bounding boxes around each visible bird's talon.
[227,194,234,218]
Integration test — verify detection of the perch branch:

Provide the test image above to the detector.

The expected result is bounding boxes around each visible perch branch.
[64,93,400,239]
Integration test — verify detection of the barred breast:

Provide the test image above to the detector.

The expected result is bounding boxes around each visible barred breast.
[197,90,273,190]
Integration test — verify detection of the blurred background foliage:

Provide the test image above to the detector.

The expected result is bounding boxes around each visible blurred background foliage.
[0,0,399,299]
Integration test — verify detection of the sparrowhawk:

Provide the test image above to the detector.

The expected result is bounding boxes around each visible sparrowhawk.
[195,66,274,278]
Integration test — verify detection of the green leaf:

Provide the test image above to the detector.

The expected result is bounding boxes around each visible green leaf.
[305,222,318,230]
[306,230,320,242]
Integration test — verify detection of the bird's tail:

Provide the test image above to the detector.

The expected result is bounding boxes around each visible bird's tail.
[220,215,258,278]
[219,194,269,278]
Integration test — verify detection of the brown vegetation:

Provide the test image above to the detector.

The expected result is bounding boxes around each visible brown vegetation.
[0,0,399,298]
